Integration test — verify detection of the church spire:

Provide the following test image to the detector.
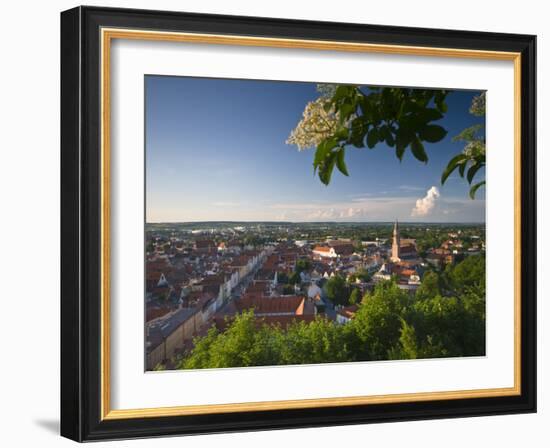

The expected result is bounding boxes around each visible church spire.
[391,219,401,262]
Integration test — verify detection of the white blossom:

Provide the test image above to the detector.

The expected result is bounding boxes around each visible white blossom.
[286,98,339,150]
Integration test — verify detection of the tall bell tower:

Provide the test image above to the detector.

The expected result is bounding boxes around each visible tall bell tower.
[390,220,401,262]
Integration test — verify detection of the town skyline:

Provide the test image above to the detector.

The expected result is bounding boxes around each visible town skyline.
[145,219,486,370]
[145,77,486,224]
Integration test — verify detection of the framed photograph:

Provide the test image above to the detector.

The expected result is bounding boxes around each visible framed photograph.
[60,6,536,441]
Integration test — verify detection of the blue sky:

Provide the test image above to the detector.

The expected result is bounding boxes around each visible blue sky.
[145,76,485,223]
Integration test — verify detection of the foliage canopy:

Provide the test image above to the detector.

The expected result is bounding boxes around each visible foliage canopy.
[287,85,486,198]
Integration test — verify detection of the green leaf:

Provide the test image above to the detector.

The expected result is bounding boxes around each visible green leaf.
[334,126,349,141]
[395,131,408,161]
[395,145,405,161]
[349,118,367,148]
[338,103,355,124]
[333,85,354,102]
[336,148,349,176]
[313,138,338,173]
[469,181,486,199]
[367,128,379,149]
[380,125,395,146]
[416,108,444,123]
[459,160,468,178]
[357,95,372,120]
[397,99,405,119]
[318,152,338,185]
[411,137,428,163]
[467,163,484,184]
[418,124,447,143]
[441,154,467,184]
[435,93,448,113]
[349,134,365,148]
[395,127,413,160]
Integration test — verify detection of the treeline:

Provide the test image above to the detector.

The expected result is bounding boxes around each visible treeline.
[175,255,485,370]
[323,269,372,306]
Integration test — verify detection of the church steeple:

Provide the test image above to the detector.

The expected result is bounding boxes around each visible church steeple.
[391,220,401,262]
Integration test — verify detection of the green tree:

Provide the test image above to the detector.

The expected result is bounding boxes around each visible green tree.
[444,254,485,295]
[388,319,418,360]
[279,318,351,365]
[348,288,361,305]
[295,259,312,273]
[355,268,372,283]
[324,275,351,306]
[288,271,301,285]
[287,85,485,198]
[277,271,289,284]
[180,326,221,369]
[180,311,284,369]
[408,293,484,358]
[349,281,408,360]
[287,85,448,185]
[416,271,441,299]
[179,312,351,369]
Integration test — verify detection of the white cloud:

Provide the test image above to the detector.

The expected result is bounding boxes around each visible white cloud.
[150,190,484,223]
[269,199,409,222]
[411,186,440,217]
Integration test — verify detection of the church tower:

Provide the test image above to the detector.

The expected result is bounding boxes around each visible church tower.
[390,220,401,262]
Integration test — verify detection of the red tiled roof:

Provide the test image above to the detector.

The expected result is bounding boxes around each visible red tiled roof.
[229,255,249,267]
[236,296,305,315]
[313,246,331,252]
[246,281,270,293]
[400,244,417,255]
[330,243,354,255]
[241,291,265,300]
[199,274,224,285]
[337,304,359,319]
[146,305,171,322]
[146,271,164,282]
[195,239,216,248]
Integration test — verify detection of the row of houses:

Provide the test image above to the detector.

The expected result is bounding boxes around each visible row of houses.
[145,246,274,369]
[146,299,214,369]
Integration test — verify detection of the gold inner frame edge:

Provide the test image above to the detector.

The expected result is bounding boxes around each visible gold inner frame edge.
[100,27,522,420]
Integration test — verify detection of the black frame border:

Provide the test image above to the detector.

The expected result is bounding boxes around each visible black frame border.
[61,5,536,442]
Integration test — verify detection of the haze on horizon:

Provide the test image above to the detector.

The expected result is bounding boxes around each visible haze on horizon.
[146,76,486,225]
[146,219,486,225]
